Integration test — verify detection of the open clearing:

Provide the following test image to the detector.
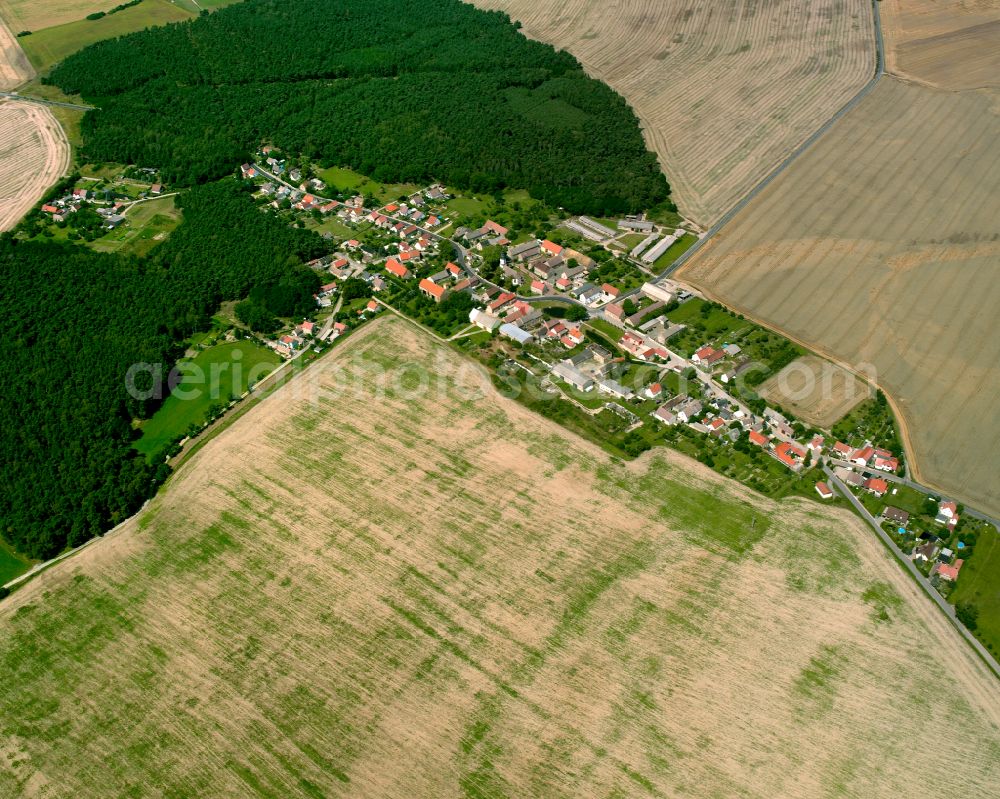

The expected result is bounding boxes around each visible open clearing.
[881,0,1000,89]
[0,99,70,231]
[679,77,1000,518]
[472,0,875,226]
[758,355,873,429]
[2,316,998,797]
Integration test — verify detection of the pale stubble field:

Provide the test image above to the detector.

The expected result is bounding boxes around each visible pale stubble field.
[472,0,875,226]
[1,318,998,798]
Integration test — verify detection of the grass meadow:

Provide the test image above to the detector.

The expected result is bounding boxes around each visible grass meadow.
[134,339,280,459]
[1,317,998,797]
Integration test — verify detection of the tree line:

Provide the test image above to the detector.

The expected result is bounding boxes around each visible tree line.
[0,181,327,559]
[48,0,670,215]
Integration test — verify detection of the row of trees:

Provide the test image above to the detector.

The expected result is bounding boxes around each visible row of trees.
[48,0,670,215]
[0,181,328,559]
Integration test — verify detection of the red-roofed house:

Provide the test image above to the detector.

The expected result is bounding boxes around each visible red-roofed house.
[446,262,462,277]
[864,476,888,497]
[384,203,399,213]
[815,482,834,499]
[645,383,662,400]
[692,346,724,366]
[345,239,360,249]
[560,336,578,349]
[604,303,626,323]
[774,441,805,472]
[833,441,852,458]
[601,283,621,301]
[482,220,508,236]
[385,258,410,279]
[530,279,546,295]
[872,454,899,472]
[555,277,572,290]
[807,436,825,454]
[565,327,584,345]
[540,239,563,256]
[41,204,59,214]
[749,430,769,447]
[932,559,964,582]
[419,278,447,303]
[399,251,419,262]
[296,321,315,336]
[488,292,516,313]
[851,446,875,467]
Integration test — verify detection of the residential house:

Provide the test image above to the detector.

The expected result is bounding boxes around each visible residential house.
[912,542,939,563]
[653,406,678,425]
[931,559,964,582]
[864,476,889,497]
[815,482,834,499]
[530,279,546,295]
[385,258,410,279]
[488,292,516,314]
[644,383,662,400]
[935,501,960,530]
[469,308,502,332]
[603,303,627,324]
[749,430,769,447]
[692,345,724,366]
[540,239,563,257]
[677,399,703,424]
[600,283,621,302]
[419,278,448,303]
[882,506,910,526]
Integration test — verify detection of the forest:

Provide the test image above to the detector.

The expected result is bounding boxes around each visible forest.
[47,0,670,215]
[0,182,328,559]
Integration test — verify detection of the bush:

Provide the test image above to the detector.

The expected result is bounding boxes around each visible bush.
[0,585,9,600]
[956,601,979,631]
[86,11,106,20]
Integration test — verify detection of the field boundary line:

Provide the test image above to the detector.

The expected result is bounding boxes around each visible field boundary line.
[658,0,885,284]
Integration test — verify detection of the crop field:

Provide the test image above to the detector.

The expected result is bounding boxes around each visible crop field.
[679,76,1000,518]
[472,0,875,225]
[2,316,999,797]
[881,0,1000,89]
[759,355,872,429]
[0,100,70,231]
[0,17,31,88]
[0,1,116,32]
[17,0,192,73]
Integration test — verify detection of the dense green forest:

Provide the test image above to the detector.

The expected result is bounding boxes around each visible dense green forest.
[48,0,669,214]
[0,182,327,559]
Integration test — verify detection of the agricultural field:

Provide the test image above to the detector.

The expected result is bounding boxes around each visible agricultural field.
[679,77,1000,518]
[0,99,70,231]
[0,16,32,88]
[881,0,1000,89]
[759,355,872,429]
[472,0,875,225]
[0,1,116,32]
[2,316,1000,797]
[134,339,281,459]
[17,0,192,73]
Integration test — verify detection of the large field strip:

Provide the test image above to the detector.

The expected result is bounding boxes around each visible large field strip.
[472,0,875,226]
[0,16,32,88]
[0,1,114,32]
[1,317,998,798]
[881,0,1000,89]
[680,77,1000,517]
[0,99,70,231]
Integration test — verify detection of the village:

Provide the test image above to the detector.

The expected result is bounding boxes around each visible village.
[93,147,979,606]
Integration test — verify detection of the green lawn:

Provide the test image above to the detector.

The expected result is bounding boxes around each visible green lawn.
[949,524,1000,658]
[20,0,194,73]
[315,166,420,204]
[585,318,624,343]
[442,194,488,224]
[650,233,698,271]
[134,340,281,459]
[90,195,182,256]
[0,539,32,585]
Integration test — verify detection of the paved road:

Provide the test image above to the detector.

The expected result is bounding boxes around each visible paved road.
[828,458,1000,530]
[0,90,96,111]
[644,0,885,286]
[824,465,1000,679]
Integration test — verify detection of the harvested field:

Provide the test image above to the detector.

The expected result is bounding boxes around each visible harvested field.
[0,99,70,231]
[472,0,875,225]
[679,77,1000,517]
[2,316,999,798]
[882,0,1000,89]
[758,355,872,429]
[0,1,112,33]
[0,16,32,89]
